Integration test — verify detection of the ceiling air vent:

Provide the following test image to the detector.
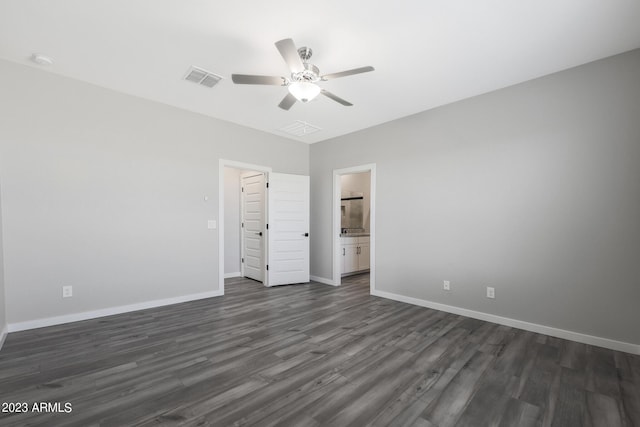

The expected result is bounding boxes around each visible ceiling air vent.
[184,66,223,88]
[279,121,322,137]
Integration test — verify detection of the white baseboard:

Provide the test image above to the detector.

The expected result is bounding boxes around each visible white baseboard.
[224,272,241,279]
[310,275,337,286]
[0,324,8,351]
[371,289,640,355]
[7,289,224,333]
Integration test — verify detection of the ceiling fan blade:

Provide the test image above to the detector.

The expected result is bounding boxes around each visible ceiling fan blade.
[278,93,297,110]
[321,66,375,80]
[231,74,285,85]
[321,89,353,106]
[275,39,304,73]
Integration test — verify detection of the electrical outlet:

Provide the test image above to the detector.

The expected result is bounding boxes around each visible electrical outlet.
[443,280,450,291]
[486,286,495,299]
[62,286,73,298]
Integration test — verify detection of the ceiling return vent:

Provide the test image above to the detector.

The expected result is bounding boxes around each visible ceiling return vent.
[184,66,223,88]
[279,121,322,137]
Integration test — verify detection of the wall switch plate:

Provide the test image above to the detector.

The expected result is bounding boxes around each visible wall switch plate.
[207,220,217,229]
[443,280,450,291]
[62,286,73,298]
[486,286,495,299]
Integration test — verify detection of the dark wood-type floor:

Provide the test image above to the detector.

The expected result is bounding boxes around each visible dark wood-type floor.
[1,274,638,426]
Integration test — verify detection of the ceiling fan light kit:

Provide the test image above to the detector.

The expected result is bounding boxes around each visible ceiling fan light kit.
[288,81,321,103]
[231,38,374,110]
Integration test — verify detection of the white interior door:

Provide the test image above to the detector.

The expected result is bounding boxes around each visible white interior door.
[241,172,265,282]
[267,173,310,286]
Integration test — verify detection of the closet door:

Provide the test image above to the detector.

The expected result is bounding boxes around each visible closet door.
[266,173,309,286]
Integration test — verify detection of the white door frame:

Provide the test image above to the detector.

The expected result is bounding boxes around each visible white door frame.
[332,164,376,293]
[219,159,272,295]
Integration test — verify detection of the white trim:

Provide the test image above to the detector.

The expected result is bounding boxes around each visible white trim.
[219,159,272,296]
[224,272,241,279]
[332,164,376,294]
[8,290,223,333]
[371,289,640,355]
[0,324,8,351]
[310,275,337,286]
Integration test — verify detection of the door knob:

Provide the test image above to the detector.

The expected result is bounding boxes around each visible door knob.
[303,233,309,237]
[255,232,263,236]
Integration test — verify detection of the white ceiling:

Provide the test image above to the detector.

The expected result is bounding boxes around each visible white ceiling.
[1,1,640,144]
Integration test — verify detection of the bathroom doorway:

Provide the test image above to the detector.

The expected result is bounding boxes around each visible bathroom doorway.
[332,164,376,292]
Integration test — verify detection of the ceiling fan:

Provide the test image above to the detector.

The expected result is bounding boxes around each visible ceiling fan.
[231,38,374,110]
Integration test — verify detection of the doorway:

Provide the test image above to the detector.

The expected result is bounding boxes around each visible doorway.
[219,159,311,294]
[219,160,271,294]
[332,164,376,292]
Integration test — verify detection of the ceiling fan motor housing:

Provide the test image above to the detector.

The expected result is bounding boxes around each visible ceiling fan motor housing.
[292,63,320,84]
[288,46,320,84]
[297,46,313,61]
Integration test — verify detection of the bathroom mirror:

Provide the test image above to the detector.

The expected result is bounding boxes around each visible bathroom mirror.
[341,196,364,231]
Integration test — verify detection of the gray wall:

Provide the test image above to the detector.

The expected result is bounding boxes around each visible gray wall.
[0,175,6,335]
[310,49,640,345]
[224,167,241,275]
[0,59,308,325]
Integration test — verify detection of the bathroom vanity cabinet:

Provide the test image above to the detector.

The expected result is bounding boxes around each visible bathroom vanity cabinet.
[340,235,370,275]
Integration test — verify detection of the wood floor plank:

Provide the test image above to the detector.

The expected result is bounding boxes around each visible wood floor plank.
[0,273,637,427]
[498,398,541,427]
[518,341,562,424]
[421,350,495,426]
[376,344,480,426]
[585,346,623,400]
[235,371,348,427]
[327,368,418,426]
[453,367,518,427]
[549,380,586,427]
[585,391,624,427]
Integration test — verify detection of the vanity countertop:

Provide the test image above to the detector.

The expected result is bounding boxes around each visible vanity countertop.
[340,233,370,237]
